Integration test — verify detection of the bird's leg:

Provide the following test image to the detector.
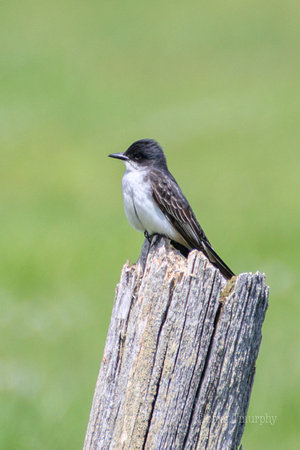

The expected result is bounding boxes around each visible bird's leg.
[144,230,151,242]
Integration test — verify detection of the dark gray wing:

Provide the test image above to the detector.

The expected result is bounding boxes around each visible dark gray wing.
[150,169,235,279]
[150,169,207,250]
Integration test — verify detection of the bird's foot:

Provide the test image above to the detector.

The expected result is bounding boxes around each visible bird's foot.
[144,231,161,243]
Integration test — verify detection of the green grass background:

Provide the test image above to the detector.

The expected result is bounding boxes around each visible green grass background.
[1,1,299,448]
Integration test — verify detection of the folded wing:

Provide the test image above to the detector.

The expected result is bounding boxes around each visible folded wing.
[150,169,235,280]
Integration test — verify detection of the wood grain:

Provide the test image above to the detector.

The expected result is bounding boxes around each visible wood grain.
[84,236,269,450]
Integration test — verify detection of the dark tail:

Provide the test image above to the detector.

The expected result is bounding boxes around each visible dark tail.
[202,241,235,280]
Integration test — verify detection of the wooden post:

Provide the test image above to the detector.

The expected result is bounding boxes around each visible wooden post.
[84,236,269,450]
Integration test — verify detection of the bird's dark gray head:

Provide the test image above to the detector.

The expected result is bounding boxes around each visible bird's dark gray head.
[108,139,168,171]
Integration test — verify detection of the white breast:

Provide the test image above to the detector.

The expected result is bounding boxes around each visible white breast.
[122,169,147,231]
[121,165,185,244]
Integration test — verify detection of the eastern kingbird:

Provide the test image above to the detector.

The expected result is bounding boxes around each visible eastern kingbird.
[108,139,234,280]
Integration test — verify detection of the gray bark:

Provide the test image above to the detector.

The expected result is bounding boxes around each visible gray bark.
[84,236,269,450]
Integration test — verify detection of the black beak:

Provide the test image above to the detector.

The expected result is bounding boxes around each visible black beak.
[108,152,128,161]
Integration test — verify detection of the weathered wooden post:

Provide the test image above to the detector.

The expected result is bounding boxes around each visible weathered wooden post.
[84,236,269,449]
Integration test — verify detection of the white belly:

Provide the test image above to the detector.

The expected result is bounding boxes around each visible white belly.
[121,169,185,244]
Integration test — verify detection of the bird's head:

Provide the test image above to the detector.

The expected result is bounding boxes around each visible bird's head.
[108,139,168,171]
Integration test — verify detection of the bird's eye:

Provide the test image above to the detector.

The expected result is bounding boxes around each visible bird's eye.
[134,152,142,160]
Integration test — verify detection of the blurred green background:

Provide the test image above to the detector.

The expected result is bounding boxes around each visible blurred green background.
[1,0,299,448]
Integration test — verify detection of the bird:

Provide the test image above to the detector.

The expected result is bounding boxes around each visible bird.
[108,139,234,280]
